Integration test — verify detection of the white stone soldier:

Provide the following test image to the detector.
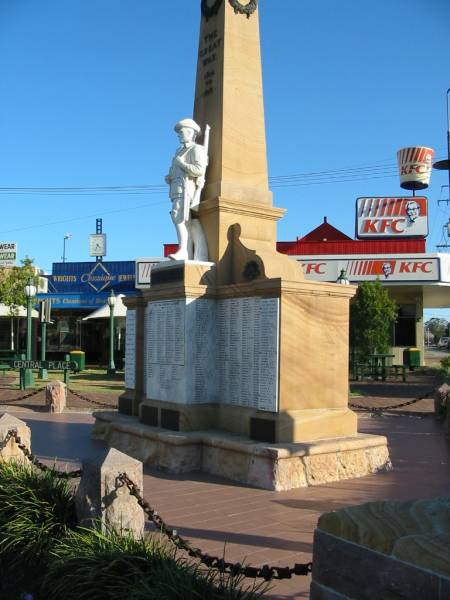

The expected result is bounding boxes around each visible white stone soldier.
[165,118,209,261]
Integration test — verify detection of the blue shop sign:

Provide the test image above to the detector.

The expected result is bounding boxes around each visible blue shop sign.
[47,261,136,295]
[36,292,136,310]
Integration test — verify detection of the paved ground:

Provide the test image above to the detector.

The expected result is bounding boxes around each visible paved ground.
[3,373,449,599]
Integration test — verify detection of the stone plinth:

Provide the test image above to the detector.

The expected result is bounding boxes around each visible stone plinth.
[93,411,390,491]
[311,499,450,599]
[76,447,144,537]
[0,413,31,462]
[122,266,358,445]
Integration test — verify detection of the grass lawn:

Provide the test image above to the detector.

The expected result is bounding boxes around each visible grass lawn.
[10,368,125,396]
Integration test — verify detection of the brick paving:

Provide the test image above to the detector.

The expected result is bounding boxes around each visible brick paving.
[3,373,450,599]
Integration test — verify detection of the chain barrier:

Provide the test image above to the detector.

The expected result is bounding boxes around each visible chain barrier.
[0,429,82,479]
[116,472,312,581]
[349,389,434,413]
[68,388,116,409]
[0,387,45,406]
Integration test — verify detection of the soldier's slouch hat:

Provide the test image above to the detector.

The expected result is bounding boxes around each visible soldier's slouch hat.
[174,118,201,134]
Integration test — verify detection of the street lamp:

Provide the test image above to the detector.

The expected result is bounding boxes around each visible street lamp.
[24,277,37,387]
[336,269,350,285]
[107,289,116,376]
[62,233,72,263]
[433,88,450,199]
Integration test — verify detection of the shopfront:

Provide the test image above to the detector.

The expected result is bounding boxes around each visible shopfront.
[276,218,450,365]
[39,261,138,364]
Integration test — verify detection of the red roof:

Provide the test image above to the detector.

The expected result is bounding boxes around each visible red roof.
[300,218,352,242]
[277,239,425,255]
[164,217,426,258]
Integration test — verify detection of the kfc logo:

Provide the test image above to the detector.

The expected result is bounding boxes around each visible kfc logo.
[356,197,428,238]
[303,262,326,275]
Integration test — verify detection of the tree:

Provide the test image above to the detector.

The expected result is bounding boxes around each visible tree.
[0,258,38,351]
[425,317,448,345]
[350,280,398,361]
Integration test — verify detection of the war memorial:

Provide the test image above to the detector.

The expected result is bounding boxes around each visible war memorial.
[92,0,391,490]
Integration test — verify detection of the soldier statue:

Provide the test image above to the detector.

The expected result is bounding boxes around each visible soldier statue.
[165,118,210,261]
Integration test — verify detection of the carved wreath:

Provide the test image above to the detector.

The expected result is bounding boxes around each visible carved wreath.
[229,0,258,18]
[201,0,258,20]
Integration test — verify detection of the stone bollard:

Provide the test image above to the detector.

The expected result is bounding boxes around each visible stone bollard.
[45,380,67,413]
[75,447,145,538]
[0,413,31,463]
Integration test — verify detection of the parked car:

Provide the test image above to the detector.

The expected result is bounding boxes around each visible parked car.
[438,337,449,349]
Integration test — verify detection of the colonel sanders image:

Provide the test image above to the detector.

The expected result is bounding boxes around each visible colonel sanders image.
[382,262,393,279]
[405,200,420,225]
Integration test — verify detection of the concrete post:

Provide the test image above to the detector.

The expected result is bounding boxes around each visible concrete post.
[75,447,144,538]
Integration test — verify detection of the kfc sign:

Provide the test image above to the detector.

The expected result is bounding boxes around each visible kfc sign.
[300,255,441,283]
[356,197,428,239]
[344,257,438,281]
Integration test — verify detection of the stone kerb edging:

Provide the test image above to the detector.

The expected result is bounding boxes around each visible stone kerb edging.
[310,499,450,600]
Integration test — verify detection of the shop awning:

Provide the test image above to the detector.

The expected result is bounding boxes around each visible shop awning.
[0,304,39,318]
[82,294,127,320]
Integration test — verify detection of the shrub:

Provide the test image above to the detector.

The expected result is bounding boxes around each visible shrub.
[440,356,450,373]
[0,462,266,600]
[0,461,78,599]
[43,527,267,600]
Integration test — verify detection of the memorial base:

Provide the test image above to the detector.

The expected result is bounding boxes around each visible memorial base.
[137,399,358,445]
[92,411,391,491]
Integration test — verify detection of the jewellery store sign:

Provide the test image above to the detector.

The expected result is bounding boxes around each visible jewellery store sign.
[0,242,17,267]
[48,261,136,294]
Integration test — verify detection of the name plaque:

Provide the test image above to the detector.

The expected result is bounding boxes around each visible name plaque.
[218,297,279,412]
[143,296,279,412]
[124,309,136,389]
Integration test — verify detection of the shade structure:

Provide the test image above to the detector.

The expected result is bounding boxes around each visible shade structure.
[0,304,39,318]
[82,294,127,320]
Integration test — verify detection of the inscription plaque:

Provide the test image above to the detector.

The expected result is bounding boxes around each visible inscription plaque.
[124,309,136,389]
[143,296,279,412]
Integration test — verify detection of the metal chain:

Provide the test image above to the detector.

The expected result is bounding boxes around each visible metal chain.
[0,429,82,479]
[0,387,46,405]
[68,388,116,409]
[0,430,15,452]
[117,473,311,581]
[349,389,434,412]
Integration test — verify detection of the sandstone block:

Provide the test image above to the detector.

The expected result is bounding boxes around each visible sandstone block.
[76,447,144,538]
[0,413,31,462]
[312,499,450,599]
[45,380,66,413]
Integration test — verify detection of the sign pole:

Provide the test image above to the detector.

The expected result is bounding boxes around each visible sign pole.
[24,293,34,388]
[38,320,48,380]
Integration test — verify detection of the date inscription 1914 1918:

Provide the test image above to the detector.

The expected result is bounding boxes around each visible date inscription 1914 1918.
[199,29,222,96]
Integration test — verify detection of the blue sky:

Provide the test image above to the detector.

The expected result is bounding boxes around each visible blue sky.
[1,0,449,314]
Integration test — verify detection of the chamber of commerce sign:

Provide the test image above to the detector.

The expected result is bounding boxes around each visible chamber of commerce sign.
[300,255,444,283]
[356,197,428,238]
[0,242,17,267]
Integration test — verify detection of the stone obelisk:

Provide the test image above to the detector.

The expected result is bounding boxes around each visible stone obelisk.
[194,0,302,285]
[95,0,391,491]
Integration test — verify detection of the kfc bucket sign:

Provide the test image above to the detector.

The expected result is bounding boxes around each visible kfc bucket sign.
[397,146,434,190]
[356,197,428,238]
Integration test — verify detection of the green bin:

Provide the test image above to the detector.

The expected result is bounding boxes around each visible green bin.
[70,350,85,371]
[404,348,420,370]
